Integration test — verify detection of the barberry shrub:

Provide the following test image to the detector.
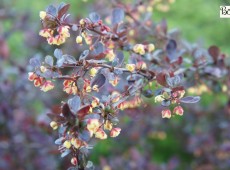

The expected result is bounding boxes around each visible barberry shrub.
[28,1,228,169]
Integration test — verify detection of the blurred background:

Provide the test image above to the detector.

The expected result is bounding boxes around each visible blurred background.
[0,0,229,170]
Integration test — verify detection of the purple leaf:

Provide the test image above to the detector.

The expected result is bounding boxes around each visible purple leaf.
[68,96,81,115]
[112,8,124,25]
[180,96,200,104]
[89,12,100,23]
[90,73,106,89]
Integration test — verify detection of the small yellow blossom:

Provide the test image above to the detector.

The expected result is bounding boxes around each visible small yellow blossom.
[154,95,164,103]
[110,128,121,137]
[89,68,98,77]
[40,80,54,92]
[104,120,113,131]
[133,44,145,55]
[126,64,136,72]
[95,129,107,140]
[76,36,83,44]
[63,140,71,149]
[40,66,47,73]
[39,11,46,20]
[87,119,100,135]
[148,44,155,53]
[50,121,58,130]
[71,138,82,149]
[106,50,115,61]
[79,19,85,25]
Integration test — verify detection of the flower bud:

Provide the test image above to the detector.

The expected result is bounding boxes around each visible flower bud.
[79,19,85,25]
[95,129,107,140]
[104,120,113,131]
[50,121,58,130]
[28,72,37,81]
[154,95,164,103]
[63,140,71,149]
[40,66,47,73]
[173,105,184,116]
[162,109,171,118]
[148,44,155,53]
[126,64,136,72]
[39,11,46,20]
[110,128,121,137]
[71,157,78,166]
[76,36,83,44]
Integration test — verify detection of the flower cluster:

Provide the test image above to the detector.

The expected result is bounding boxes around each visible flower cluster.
[27,1,218,169]
[28,72,54,92]
[39,26,70,45]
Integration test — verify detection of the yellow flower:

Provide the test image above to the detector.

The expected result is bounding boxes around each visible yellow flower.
[63,140,71,149]
[50,121,58,130]
[154,95,164,103]
[133,44,145,55]
[110,128,121,137]
[104,120,113,131]
[148,44,155,53]
[39,29,53,38]
[63,80,78,95]
[126,64,135,72]
[87,119,100,134]
[95,129,107,140]
[39,11,46,20]
[71,138,82,149]
[106,50,115,61]
[76,36,83,44]
[89,68,98,77]
[39,26,70,46]
[40,66,47,73]
[40,80,54,92]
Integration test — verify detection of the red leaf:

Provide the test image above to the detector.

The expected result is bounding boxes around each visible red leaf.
[77,105,91,120]
[208,46,220,63]
[58,4,70,19]
[156,72,167,87]
[47,113,66,124]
